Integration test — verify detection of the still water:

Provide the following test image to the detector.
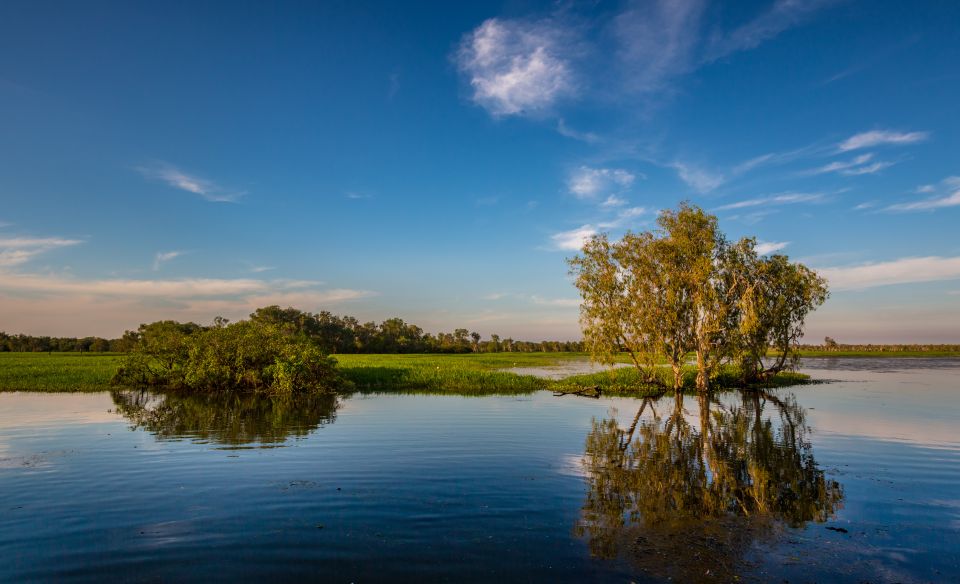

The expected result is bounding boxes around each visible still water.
[1,359,958,582]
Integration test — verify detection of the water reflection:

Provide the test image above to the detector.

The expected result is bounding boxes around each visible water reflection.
[110,389,339,446]
[577,390,843,581]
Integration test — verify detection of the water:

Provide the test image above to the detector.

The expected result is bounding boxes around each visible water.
[1,359,958,582]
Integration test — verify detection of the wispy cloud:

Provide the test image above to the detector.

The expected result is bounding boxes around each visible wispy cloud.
[530,295,580,307]
[600,194,627,208]
[613,0,706,94]
[807,153,896,176]
[671,161,723,193]
[455,17,575,117]
[885,177,960,212]
[345,191,373,200]
[598,206,648,229]
[137,162,244,202]
[557,118,603,144]
[546,206,649,251]
[456,0,835,120]
[716,192,823,211]
[755,241,789,255]
[819,256,960,291]
[548,225,597,251]
[704,0,837,62]
[0,270,374,312]
[0,274,376,336]
[482,292,509,301]
[837,130,929,152]
[556,119,600,143]
[0,236,83,268]
[249,265,275,273]
[568,166,636,199]
[152,250,182,271]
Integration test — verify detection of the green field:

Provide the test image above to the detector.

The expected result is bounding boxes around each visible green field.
[0,353,125,392]
[0,351,820,395]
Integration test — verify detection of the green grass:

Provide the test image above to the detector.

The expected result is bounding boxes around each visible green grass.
[334,353,579,395]
[0,352,124,392]
[1,351,817,395]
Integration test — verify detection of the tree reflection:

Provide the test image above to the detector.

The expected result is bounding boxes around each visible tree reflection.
[110,389,339,446]
[577,390,843,581]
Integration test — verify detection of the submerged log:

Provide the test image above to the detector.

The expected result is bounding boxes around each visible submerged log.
[553,385,602,399]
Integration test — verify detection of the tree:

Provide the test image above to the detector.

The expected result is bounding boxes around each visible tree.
[570,202,828,391]
[735,254,829,381]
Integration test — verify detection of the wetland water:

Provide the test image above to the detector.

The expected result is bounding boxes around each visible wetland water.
[1,359,958,582]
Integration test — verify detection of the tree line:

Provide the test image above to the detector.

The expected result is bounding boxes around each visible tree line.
[0,309,586,354]
[570,202,829,391]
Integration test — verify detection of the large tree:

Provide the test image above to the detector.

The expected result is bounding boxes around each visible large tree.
[570,202,828,391]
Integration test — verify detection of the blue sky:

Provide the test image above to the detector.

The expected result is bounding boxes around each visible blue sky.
[1,0,959,341]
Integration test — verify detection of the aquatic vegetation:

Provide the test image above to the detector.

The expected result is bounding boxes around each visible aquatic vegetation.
[112,320,342,395]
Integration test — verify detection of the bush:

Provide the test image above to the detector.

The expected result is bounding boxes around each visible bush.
[112,319,344,395]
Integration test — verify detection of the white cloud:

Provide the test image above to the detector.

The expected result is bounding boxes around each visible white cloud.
[598,206,648,229]
[456,18,574,117]
[556,119,600,143]
[249,265,275,273]
[613,0,706,93]
[755,241,789,255]
[152,250,182,271]
[137,162,243,203]
[0,269,375,334]
[345,191,373,200]
[600,194,627,208]
[818,256,960,291]
[530,295,580,307]
[885,178,960,212]
[0,236,83,267]
[483,292,509,301]
[671,161,723,193]
[704,0,835,62]
[809,153,872,174]
[841,161,894,175]
[808,153,895,176]
[716,192,823,210]
[549,225,597,251]
[0,281,376,337]
[568,166,636,199]
[837,130,929,152]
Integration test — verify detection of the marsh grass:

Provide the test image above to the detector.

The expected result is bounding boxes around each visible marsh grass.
[0,353,124,392]
[2,351,814,395]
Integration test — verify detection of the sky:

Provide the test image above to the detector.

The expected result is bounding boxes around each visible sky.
[1,0,959,342]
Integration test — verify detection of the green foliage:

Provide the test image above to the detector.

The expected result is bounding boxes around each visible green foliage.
[112,319,342,395]
[570,202,829,392]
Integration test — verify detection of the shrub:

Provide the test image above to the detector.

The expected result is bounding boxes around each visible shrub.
[112,319,343,395]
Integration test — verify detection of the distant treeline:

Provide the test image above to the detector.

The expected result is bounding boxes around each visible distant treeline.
[807,338,960,353]
[0,332,122,353]
[0,306,586,354]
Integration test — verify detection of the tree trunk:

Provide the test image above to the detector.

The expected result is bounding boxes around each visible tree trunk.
[695,348,710,392]
[672,361,684,390]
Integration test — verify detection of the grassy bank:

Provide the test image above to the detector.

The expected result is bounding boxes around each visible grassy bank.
[0,353,124,392]
[1,351,815,395]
